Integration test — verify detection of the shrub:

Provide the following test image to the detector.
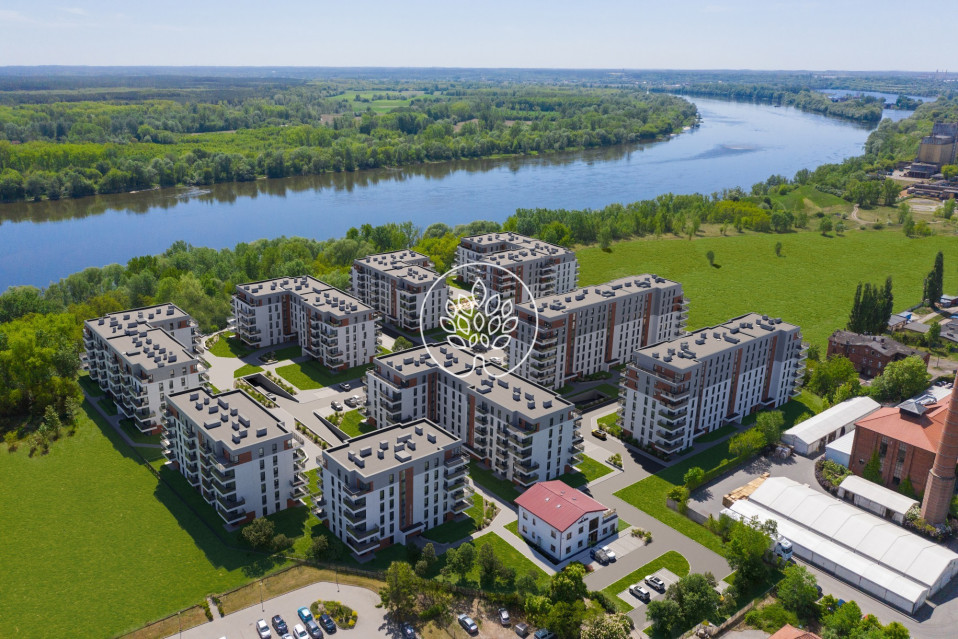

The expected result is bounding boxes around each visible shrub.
[589,590,618,614]
[201,601,213,622]
[745,603,799,632]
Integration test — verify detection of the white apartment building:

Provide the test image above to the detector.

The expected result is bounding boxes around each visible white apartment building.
[619,313,807,455]
[319,419,470,556]
[84,306,205,434]
[163,387,307,526]
[456,232,578,304]
[351,250,448,331]
[515,480,619,562]
[231,276,379,371]
[364,345,582,488]
[511,275,688,389]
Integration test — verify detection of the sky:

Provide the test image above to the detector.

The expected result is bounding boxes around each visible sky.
[0,0,954,71]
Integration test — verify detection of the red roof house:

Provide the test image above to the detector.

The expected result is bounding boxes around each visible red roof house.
[514,480,617,561]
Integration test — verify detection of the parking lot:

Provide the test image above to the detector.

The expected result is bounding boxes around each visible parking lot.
[615,568,681,613]
[583,533,646,570]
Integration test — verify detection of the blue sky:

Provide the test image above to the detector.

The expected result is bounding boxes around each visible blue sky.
[0,0,953,70]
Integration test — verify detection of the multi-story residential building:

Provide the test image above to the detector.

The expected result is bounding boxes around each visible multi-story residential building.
[827,330,929,378]
[618,313,806,454]
[231,276,378,371]
[84,306,205,434]
[514,480,619,562]
[163,387,307,526]
[364,345,582,487]
[510,275,688,389]
[351,250,448,331]
[456,232,578,304]
[318,419,470,556]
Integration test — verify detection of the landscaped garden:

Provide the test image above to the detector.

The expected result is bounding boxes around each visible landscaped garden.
[422,494,485,544]
[207,331,255,358]
[335,409,373,438]
[276,360,370,390]
[468,460,520,502]
[600,551,691,612]
[233,363,264,378]
[557,454,614,488]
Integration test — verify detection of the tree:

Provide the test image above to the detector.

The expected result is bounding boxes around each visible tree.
[307,535,330,562]
[684,466,705,489]
[421,542,437,567]
[581,613,631,639]
[755,410,784,447]
[524,594,553,627]
[598,224,613,250]
[477,542,501,587]
[241,517,275,549]
[40,405,62,438]
[728,428,765,460]
[544,600,586,639]
[646,598,683,636]
[924,251,944,307]
[862,450,883,484]
[928,322,941,347]
[516,569,539,595]
[379,561,419,621]
[819,217,833,235]
[667,572,721,628]
[870,356,931,403]
[822,599,863,638]
[778,564,819,621]
[725,519,770,588]
[706,250,715,266]
[808,356,858,401]
[393,336,414,351]
[548,563,587,603]
[835,219,846,235]
[882,178,900,206]
[775,241,783,257]
[445,542,475,583]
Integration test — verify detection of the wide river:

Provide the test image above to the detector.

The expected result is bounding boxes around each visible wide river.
[0,96,891,291]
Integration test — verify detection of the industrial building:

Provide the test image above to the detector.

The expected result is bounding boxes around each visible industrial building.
[725,477,958,614]
[351,250,448,331]
[781,396,880,456]
[836,475,917,525]
[824,430,855,468]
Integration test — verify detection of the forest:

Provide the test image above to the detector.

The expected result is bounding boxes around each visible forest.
[0,77,697,203]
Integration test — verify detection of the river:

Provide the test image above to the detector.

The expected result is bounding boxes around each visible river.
[0,96,894,291]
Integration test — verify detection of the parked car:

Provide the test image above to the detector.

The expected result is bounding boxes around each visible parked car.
[489,356,503,365]
[514,622,530,637]
[305,619,323,638]
[272,615,289,634]
[457,613,478,634]
[591,428,607,440]
[344,396,357,407]
[645,575,666,592]
[256,619,272,638]
[340,383,351,391]
[297,607,314,624]
[589,548,609,565]
[267,393,277,401]
[401,623,417,638]
[318,613,336,634]
[629,583,651,602]
[330,401,343,411]
[498,608,511,626]
[601,545,617,561]
[292,624,309,639]
[534,630,557,639]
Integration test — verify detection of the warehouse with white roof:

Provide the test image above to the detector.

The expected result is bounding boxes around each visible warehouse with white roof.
[723,477,958,614]
[837,475,918,524]
[781,396,880,456]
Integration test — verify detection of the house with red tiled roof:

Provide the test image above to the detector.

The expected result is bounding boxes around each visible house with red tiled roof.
[849,394,950,494]
[769,624,822,639]
[514,480,618,561]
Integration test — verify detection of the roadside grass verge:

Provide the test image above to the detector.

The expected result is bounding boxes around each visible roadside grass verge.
[276,360,369,391]
[233,363,264,378]
[600,551,691,613]
[557,455,613,488]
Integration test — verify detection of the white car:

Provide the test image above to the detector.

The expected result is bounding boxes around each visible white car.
[629,583,651,602]
[601,545,616,561]
[292,624,309,639]
[256,619,272,638]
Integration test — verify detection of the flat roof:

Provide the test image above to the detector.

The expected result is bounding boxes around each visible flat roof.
[354,250,430,269]
[168,388,289,449]
[324,418,459,476]
[825,430,855,456]
[86,303,192,341]
[521,274,681,317]
[377,345,572,420]
[515,480,608,531]
[461,232,572,256]
[237,275,372,315]
[105,327,197,371]
[838,475,918,516]
[637,313,800,370]
[783,397,880,445]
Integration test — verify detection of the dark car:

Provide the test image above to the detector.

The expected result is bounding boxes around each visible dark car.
[272,615,289,635]
[589,548,609,565]
[318,613,336,634]
[645,575,666,592]
[514,622,530,637]
[305,618,323,638]
[401,623,416,639]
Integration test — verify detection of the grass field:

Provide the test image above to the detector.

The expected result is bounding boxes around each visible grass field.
[557,455,614,488]
[337,409,373,438]
[233,363,263,378]
[597,413,618,430]
[422,494,485,543]
[693,423,738,443]
[613,391,822,555]
[276,360,369,391]
[577,229,956,347]
[118,418,162,446]
[600,551,690,612]
[433,532,548,591]
[78,372,104,397]
[468,461,520,503]
[208,331,254,358]
[269,345,303,362]
[98,395,118,416]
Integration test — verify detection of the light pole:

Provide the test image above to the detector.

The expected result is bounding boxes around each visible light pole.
[178,609,182,639]
[260,579,265,612]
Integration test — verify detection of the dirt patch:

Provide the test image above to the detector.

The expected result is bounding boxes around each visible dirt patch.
[454,118,479,132]
[908,197,941,212]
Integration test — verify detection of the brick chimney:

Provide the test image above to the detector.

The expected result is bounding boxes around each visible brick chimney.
[921,391,958,525]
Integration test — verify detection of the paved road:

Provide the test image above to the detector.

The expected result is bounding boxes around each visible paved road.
[170,581,395,639]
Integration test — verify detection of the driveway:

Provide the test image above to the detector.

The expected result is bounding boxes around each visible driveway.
[171,581,393,639]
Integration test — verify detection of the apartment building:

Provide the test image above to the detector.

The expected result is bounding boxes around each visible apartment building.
[231,276,378,370]
[319,419,470,555]
[163,388,307,526]
[515,480,619,562]
[511,275,688,389]
[364,345,582,487]
[351,250,448,331]
[456,232,578,304]
[827,330,929,378]
[619,313,807,454]
[84,306,205,434]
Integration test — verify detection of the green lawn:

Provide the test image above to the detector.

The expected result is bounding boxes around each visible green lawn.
[422,494,484,543]
[557,455,613,488]
[617,518,631,532]
[270,345,303,362]
[98,396,118,416]
[600,551,691,613]
[78,373,104,397]
[337,409,373,438]
[468,461,520,503]
[208,331,255,358]
[118,417,162,446]
[597,413,618,430]
[694,423,738,443]
[276,360,370,391]
[433,532,548,591]
[578,229,957,348]
[614,392,822,556]
[234,363,264,378]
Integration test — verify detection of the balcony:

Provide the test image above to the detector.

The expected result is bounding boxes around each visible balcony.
[656,440,684,454]
[216,503,248,525]
[514,471,540,487]
[346,522,380,543]
[290,474,306,488]
[345,536,379,554]
[342,482,372,499]
[341,508,367,525]
[569,443,584,455]
[602,508,618,522]
[444,453,468,470]
[445,474,467,491]
[342,495,367,515]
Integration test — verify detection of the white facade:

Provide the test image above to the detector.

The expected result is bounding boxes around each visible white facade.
[365,345,582,487]
[231,276,379,371]
[319,419,470,555]
[837,475,918,524]
[511,275,688,389]
[456,232,578,304]
[782,396,880,456]
[163,388,306,525]
[619,313,807,454]
[351,251,448,331]
[515,480,618,562]
[84,306,205,434]
[825,430,855,468]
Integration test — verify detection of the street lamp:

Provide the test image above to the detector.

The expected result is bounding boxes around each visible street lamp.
[260,579,265,612]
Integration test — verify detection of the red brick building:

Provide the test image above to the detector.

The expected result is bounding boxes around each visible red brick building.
[849,397,950,494]
[827,330,929,378]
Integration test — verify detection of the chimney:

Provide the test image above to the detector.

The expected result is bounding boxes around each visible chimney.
[921,391,958,524]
